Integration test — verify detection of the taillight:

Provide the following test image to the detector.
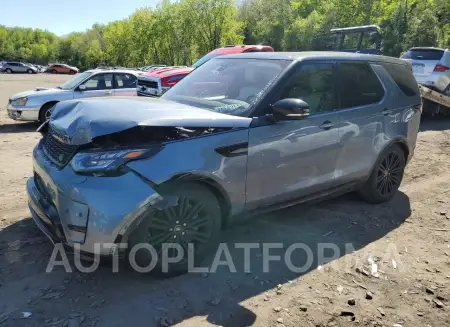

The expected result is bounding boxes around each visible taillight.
[433,64,449,72]
[161,75,185,87]
[417,103,422,113]
[161,79,178,87]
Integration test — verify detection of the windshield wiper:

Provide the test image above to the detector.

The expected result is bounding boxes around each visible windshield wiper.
[56,86,62,89]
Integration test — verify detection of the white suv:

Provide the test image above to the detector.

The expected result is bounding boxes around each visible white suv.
[401,47,450,95]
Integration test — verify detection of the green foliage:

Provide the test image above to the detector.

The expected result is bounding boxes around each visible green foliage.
[0,0,448,70]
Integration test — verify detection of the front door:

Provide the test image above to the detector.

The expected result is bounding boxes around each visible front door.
[246,62,341,209]
[73,73,114,99]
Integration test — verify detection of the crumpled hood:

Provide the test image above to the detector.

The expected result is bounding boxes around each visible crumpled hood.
[49,96,252,145]
[10,88,66,100]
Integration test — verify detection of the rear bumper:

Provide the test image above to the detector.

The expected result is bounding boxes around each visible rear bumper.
[415,73,450,93]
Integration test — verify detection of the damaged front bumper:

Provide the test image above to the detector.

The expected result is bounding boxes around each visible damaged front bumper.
[27,140,162,256]
[7,103,40,121]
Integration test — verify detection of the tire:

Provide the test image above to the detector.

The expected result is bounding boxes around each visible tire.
[38,102,57,123]
[5,68,12,74]
[358,144,406,204]
[27,69,33,74]
[50,69,57,74]
[128,183,222,275]
[69,70,76,75]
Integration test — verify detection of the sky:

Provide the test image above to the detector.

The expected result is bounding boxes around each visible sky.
[2,0,159,36]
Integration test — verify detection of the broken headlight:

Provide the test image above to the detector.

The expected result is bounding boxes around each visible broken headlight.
[70,147,162,175]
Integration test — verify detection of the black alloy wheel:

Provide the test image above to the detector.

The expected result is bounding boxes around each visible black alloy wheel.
[375,151,403,196]
[128,183,221,275]
[147,196,214,256]
[358,144,405,204]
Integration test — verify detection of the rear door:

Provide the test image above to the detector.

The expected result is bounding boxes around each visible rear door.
[335,61,386,184]
[16,63,26,73]
[401,48,444,82]
[113,73,137,96]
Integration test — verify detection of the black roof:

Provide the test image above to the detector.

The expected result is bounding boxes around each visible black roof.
[218,51,407,65]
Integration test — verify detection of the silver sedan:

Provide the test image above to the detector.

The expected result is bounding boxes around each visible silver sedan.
[7,69,140,123]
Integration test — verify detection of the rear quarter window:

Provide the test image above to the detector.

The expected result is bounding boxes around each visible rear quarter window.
[381,62,419,97]
[401,49,444,60]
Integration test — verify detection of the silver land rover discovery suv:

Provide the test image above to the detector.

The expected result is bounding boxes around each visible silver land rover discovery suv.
[27,52,421,273]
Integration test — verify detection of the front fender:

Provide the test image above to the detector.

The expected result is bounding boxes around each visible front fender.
[126,129,249,215]
[27,92,74,107]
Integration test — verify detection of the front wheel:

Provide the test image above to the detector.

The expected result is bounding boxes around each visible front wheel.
[358,144,406,204]
[38,102,56,123]
[69,70,76,75]
[5,68,12,74]
[27,69,33,74]
[128,183,222,275]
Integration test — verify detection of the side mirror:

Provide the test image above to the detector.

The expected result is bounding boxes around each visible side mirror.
[78,84,86,91]
[272,98,310,121]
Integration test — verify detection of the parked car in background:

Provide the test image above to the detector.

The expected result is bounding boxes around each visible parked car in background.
[7,69,138,123]
[401,47,450,95]
[46,63,79,75]
[137,45,274,97]
[27,52,421,273]
[138,65,167,72]
[2,62,38,74]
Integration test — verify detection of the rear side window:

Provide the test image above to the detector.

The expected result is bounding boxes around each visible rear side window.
[381,63,419,97]
[401,49,444,60]
[339,63,384,108]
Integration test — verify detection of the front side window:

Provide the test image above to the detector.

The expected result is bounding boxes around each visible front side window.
[276,63,336,114]
[162,58,289,117]
[82,73,113,90]
[339,63,384,108]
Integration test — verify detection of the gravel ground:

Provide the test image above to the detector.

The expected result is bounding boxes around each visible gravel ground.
[0,74,449,327]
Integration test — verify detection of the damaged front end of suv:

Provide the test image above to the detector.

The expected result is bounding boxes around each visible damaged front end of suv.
[28,97,252,272]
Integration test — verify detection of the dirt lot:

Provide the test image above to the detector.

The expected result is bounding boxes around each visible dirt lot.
[0,74,449,327]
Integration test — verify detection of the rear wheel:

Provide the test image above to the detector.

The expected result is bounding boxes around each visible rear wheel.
[5,68,12,74]
[50,69,57,74]
[128,183,221,275]
[358,144,405,204]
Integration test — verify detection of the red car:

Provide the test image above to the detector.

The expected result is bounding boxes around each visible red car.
[137,45,274,97]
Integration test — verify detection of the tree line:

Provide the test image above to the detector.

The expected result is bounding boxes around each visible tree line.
[0,0,448,70]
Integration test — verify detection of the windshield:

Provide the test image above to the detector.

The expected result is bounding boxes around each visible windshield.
[192,53,222,68]
[162,58,289,117]
[58,72,92,90]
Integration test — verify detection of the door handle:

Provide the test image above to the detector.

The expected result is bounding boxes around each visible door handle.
[382,108,392,115]
[319,120,336,130]
[104,90,113,95]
